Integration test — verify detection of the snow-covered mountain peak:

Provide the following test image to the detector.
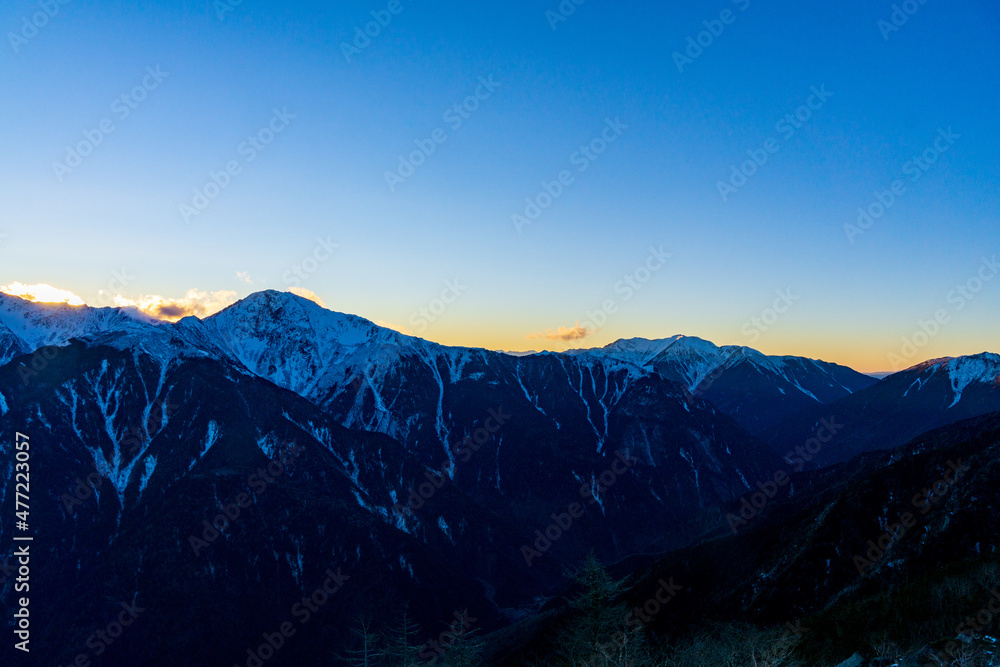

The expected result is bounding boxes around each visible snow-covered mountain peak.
[906,357,957,373]
[589,336,684,366]
[0,292,163,361]
[943,353,1000,406]
[212,290,380,343]
[896,353,1000,408]
[568,335,725,369]
[904,354,999,382]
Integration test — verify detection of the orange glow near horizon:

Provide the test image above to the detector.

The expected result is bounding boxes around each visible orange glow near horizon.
[0,285,991,375]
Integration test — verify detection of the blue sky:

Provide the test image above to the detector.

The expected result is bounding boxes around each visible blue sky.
[0,0,997,371]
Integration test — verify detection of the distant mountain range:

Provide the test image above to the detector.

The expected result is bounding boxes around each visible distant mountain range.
[0,289,997,665]
[765,352,1000,467]
[567,335,878,436]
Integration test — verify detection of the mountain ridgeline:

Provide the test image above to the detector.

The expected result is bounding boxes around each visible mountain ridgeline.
[0,290,997,665]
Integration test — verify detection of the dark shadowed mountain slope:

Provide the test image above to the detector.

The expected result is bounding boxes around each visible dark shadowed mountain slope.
[180,291,787,560]
[765,353,1000,467]
[568,335,877,437]
[0,340,542,666]
[492,411,1000,665]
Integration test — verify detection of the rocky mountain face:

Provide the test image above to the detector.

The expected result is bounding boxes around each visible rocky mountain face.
[502,411,1000,665]
[568,335,877,437]
[0,340,547,664]
[0,292,784,664]
[0,290,996,665]
[765,353,1000,467]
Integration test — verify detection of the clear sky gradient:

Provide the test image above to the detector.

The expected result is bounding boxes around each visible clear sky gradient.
[1,0,997,372]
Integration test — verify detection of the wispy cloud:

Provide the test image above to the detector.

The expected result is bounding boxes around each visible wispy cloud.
[0,282,85,305]
[236,271,253,284]
[375,320,415,336]
[527,322,592,342]
[112,289,239,321]
[288,287,327,308]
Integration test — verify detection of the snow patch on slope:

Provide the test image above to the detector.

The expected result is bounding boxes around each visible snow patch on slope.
[946,354,1000,408]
